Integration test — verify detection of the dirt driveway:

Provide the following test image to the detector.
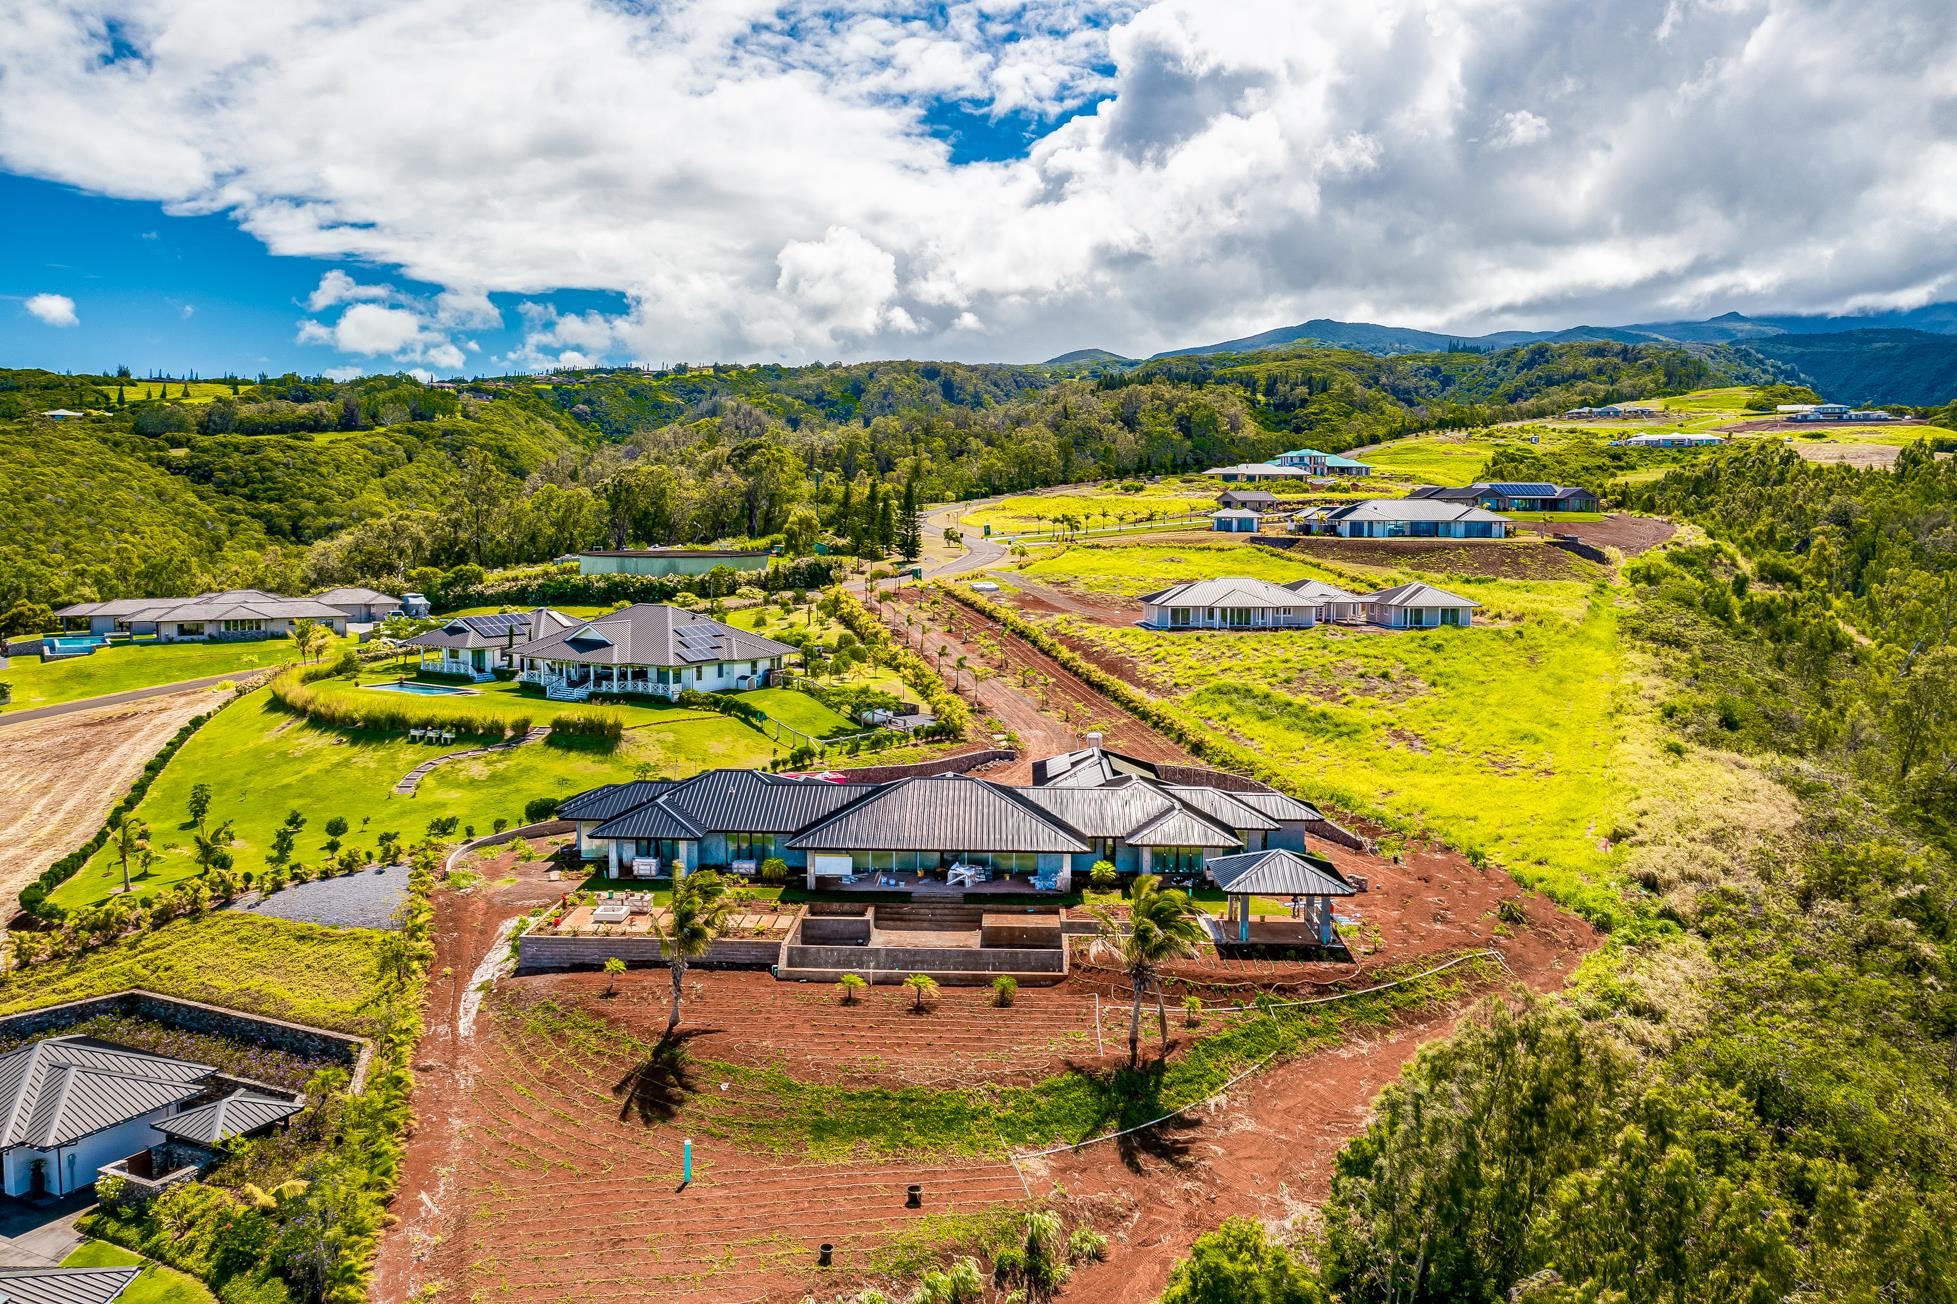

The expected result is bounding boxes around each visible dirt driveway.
[0,685,229,904]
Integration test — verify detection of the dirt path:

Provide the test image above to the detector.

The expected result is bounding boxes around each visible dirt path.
[0,686,228,904]
[371,842,567,1301]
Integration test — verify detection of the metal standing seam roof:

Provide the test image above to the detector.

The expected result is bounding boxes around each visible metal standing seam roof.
[1138,577,1316,610]
[1206,849,1355,896]
[0,1037,212,1150]
[657,770,874,833]
[1364,582,1480,609]
[1162,785,1278,831]
[558,779,680,822]
[1324,499,1510,524]
[1017,783,1180,838]
[589,801,709,842]
[786,776,1092,853]
[1228,788,1326,823]
[512,604,797,668]
[310,587,402,607]
[1123,805,1243,850]
[1282,579,1362,604]
[0,1266,141,1304]
[1203,463,1315,478]
[153,1089,304,1145]
[1210,508,1262,520]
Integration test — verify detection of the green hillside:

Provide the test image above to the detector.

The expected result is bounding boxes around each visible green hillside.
[1733,328,1957,405]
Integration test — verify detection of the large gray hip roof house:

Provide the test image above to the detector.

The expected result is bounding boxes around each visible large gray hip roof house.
[556,745,1345,891]
[55,589,354,641]
[402,607,581,681]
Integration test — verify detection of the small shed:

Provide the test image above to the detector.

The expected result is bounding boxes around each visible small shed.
[1205,848,1354,945]
[1211,509,1261,533]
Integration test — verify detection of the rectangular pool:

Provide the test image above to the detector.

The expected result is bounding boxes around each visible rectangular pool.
[365,680,476,697]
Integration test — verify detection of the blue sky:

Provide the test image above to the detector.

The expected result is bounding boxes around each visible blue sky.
[1,1,1952,374]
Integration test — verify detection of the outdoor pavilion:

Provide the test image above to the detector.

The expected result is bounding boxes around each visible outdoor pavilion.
[1204,848,1356,946]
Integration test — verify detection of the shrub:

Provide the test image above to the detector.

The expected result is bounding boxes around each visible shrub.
[1183,994,1204,1027]
[1067,1227,1109,1264]
[547,707,625,743]
[992,975,1018,1008]
[1088,860,1118,889]
[759,857,789,885]
[837,973,868,1005]
[323,816,349,839]
[524,796,559,824]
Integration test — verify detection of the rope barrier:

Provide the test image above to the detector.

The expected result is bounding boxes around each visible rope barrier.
[1014,949,1507,1163]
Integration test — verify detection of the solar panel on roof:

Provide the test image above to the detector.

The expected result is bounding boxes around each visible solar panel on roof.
[467,613,527,637]
[1488,482,1557,496]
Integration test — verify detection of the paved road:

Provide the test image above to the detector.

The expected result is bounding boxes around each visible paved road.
[0,671,243,729]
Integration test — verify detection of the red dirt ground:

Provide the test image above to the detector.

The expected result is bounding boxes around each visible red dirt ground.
[1513,513,1677,557]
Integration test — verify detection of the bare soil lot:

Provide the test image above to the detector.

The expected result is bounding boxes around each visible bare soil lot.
[1260,534,1609,578]
[0,686,223,905]
[1513,513,1677,556]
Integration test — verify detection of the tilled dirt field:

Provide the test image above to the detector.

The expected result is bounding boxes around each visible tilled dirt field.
[1513,513,1677,556]
[0,686,226,903]
[1262,533,1610,578]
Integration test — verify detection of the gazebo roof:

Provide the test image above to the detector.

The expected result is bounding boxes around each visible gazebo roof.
[1206,849,1354,897]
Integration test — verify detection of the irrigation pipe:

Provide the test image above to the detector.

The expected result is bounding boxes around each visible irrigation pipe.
[1013,949,1507,1163]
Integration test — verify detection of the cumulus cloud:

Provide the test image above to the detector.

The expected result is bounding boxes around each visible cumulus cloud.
[3,0,1955,361]
[24,293,78,327]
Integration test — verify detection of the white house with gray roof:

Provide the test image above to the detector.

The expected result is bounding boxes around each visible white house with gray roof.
[1363,582,1480,628]
[56,590,352,642]
[1282,578,1366,623]
[511,603,799,702]
[1138,577,1317,630]
[1310,499,1512,539]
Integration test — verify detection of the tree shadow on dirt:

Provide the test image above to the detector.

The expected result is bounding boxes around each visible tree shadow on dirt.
[1056,1055,1202,1175]
[612,1033,703,1124]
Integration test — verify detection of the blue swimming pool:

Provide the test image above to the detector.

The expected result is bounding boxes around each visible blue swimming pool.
[44,636,108,657]
[365,681,475,697]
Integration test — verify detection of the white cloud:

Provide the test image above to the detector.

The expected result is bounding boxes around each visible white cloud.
[1486,110,1550,150]
[180,303,195,319]
[323,365,363,381]
[3,0,1956,361]
[24,293,77,327]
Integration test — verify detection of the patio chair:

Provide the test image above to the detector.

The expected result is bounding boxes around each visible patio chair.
[409,727,425,743]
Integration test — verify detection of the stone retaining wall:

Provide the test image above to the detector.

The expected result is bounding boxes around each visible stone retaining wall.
[516,933,784,971]
[0,990,372,1090]
[779,942,1065,981]
[824,747,1017,784]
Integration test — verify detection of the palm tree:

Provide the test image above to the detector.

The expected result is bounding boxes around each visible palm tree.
[656,869,735,1037]
[954,654,971,699]
[1090,873,1208,1065]
[903,972,939,1012]
[112,815,148,895]
[192,820,235,876]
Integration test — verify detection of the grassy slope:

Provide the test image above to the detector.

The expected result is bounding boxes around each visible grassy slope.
[1017,543,1628,918]
[52,690,778,909]
[0,913,385,1033]
[62,1240,218,1304]
[960,484,1218,532]
[1,637,353,712]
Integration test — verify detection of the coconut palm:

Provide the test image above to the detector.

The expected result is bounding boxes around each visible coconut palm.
[1091,873,1208,1065]
[112,815,149,895]
[192,819,235,876]
[656,869,735,1037]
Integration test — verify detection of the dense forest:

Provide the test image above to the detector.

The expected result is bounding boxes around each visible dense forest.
[1,341,1761,613]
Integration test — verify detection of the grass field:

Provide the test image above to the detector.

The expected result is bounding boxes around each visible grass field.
[52,690,780,909]
[959,484,1217,534]
[0,912,387,1032]
[1359,437,1499,484]
[62,1240,217,1304]
[0,636,352,713]
[1018,544,1629,918]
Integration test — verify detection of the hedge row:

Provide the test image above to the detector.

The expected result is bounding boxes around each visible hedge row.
[831,588,971,737]
[269,668,529,739]
[20,704,228,917]
[545,706,625,742]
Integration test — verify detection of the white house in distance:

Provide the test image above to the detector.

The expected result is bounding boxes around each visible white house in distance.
[1364,582,1479,628]
[1612,431,1726,449]
[403,608,580,680]
[1307,500,1513,539]
[1203,462,1317,483]
[55,590,352,641]
[1139,578,1317,630]
[1272,447,1375,476]
[513,603,799,701]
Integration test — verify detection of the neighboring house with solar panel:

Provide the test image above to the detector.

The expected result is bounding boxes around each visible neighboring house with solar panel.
[402,608,580,680]
[510,603,799,702]
[0,1036,301,1199]
[1310,499,1513,539]
[1408,482,1599,513]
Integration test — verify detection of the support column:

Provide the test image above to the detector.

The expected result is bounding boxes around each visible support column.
[608,839,620,877]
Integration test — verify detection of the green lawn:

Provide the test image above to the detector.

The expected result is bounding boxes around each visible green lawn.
[53,689,780,910]
[0,636,351,713]
[737,687,856,737]
[0,912,387,1033]
[959,485,1218,534]
[1017,540,1367,597]
[1032,547,1629,919]
[62,1240,217,1304]
[1360,437,1497,485]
